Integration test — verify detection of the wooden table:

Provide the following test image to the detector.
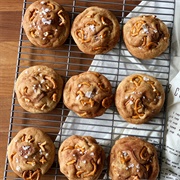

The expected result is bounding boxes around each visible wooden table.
[0,0,142,179]
[0,1,23,178]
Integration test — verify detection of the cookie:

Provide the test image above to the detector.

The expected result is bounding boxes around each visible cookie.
[63,71,113,118]
[123,15,169,59]
[71,6,120,55]
[115,74,165,124]
[58,135,105,180]
[109,136,159,180]
[23,0,70,48]
[15,65,63,113]
[7,127,55,180]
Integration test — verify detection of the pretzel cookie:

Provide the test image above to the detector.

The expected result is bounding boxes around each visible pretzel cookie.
[15,65,63,113]
[123,15,169,59]
[7,127,55,180]
[115,74,165,124]
[109,136,159,180]
[23,0,70,48]
[63,71,113,118]
[58,135,105,180]
[71,6,120,55]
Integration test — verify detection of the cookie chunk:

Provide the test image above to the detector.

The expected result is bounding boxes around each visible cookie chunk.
[123,15,169,59]
[58,135,105,180]
[63,71,113,118]
[109,136,159,180]
[23,0,70,48]
[7,127,55,180]
[115,74,165,124]
[15,65,63,113]
[71,6,120,55]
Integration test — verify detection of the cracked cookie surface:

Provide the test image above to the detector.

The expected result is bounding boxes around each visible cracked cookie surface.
[23,0,70,48]
[7,127,55,180]
[63,71,113,118]
[115,74,165,124]
[109,136,159,180]
[123,15,169,59]
[58,135,105,180]
[71,6,120,55]
[15,65,63,113]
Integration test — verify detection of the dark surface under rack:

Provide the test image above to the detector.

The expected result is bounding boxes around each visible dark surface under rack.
[4,0,175,179]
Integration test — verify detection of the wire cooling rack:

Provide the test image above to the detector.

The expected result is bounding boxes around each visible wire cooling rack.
[4,0,175,179]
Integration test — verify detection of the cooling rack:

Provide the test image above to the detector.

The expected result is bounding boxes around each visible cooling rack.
[3,0,175,179]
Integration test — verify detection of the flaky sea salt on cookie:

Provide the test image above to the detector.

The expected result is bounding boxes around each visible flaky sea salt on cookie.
[123,15,169,59]
[23,0,70,48]
[71,6,120,55]
[58,135,105,180]
[115,74,165,124]
[15,65,63,113]
[63,71,113,118]
[109,136,159,180]
[7,127,55,180]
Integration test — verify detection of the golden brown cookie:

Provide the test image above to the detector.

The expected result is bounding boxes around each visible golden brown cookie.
[58,135,105,180]
[71,6,120,55]
[115,74,165,124]
[15,65,63,113]
[23,0,70,48]
[123,15,169,59]
[109,136,159,180]
[63,71,113,118]
[7,127,55,180]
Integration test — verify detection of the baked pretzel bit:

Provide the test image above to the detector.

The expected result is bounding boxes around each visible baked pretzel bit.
[52,93,57,102]
[146,42,157,49]
[39,141,46,152]
[92,46,107,51]
[130,20,146,37]
[25,98,31,103]
[85,20,99,27]
[22,169,41,180]
[21,134,26,142]
[26,135,35,143]
[40,104,47,111]
[47,2,55,10]
[131,75,143,87]
[62,146,74,151]
[29,9,37,22]
[80,99,94,107]
[24,87,28,94]
[77,90,85,98]
[79,82,91,87]
[101,16,112,26]
[78,112,88,117]
[58,10,65,26]
[30,30,37,38]
[75,29,91,43]
[76,170,84,178]
[97,82,109,92]
[10,152,16,160]
[40,156,47,164]
[120,152,131,164]
[66,159,76,165]
[139,146,153,161]
[26,160,36,166]
[147,81,160,97]
[75,144,85,153]
[45,76,56,89]
[84,160,97,177]
[125,96,134,106]
[133,98,145,119]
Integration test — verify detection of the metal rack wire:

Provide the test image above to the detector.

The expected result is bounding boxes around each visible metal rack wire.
[3,0,175,179]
